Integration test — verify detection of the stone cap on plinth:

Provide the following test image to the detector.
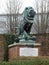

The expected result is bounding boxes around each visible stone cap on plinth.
[8,42,41,48]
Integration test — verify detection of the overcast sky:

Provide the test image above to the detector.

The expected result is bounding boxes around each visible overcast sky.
[0,0,36,14]
[20,0,36,13]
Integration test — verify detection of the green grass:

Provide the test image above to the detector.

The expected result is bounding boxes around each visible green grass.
[0,58,49,65]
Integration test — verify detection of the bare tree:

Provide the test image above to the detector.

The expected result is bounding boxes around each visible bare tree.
[4,0,22,61]
[33,0,48,33]
[6,0,22,34]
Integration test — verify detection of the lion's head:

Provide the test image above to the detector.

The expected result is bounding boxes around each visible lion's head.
[23,7,36,23]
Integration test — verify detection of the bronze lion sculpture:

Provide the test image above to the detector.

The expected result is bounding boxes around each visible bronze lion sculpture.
[15,7,36,43]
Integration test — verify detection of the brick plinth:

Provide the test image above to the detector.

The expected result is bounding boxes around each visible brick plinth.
[8,43,41,60]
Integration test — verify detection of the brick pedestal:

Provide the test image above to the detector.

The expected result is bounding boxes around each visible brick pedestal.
[8,43,41,60]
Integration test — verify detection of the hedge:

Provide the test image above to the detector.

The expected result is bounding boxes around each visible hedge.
[0,58,49,65]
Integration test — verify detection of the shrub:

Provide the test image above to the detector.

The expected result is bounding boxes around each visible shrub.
[4,34,15,61]
[4,34,15,45]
